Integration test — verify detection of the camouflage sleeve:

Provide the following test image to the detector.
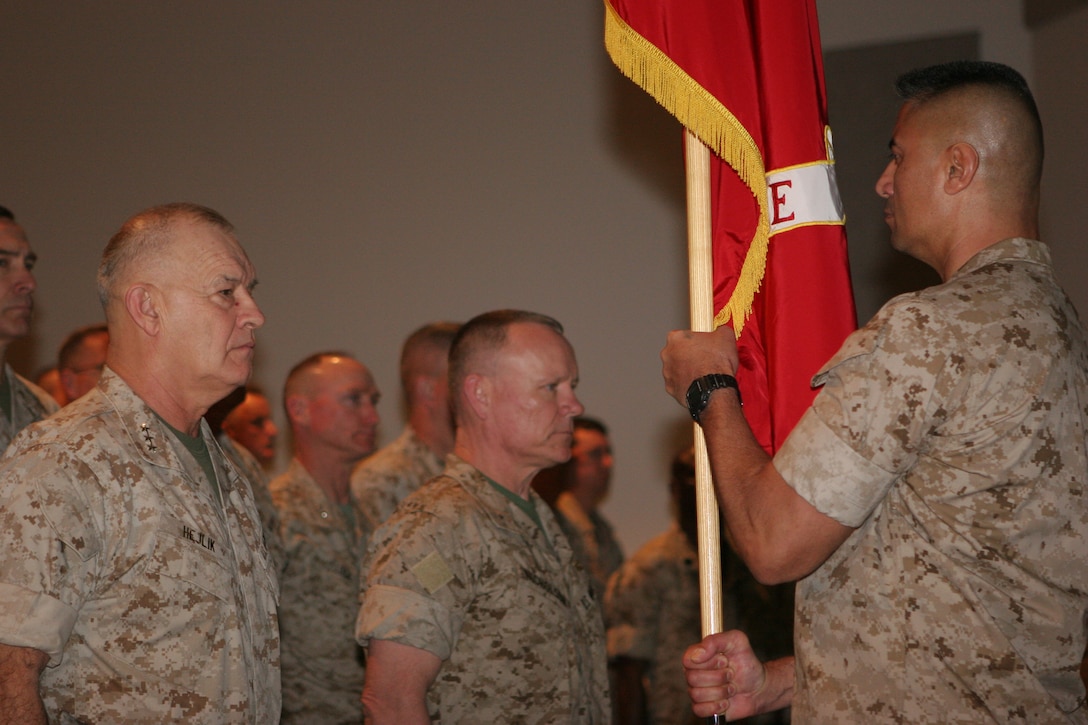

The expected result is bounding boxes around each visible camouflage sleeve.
[776,296,954,526]
[0,445,102,662]
[356,584,460,660]
[357,506,479,661]
[604,552,661,661]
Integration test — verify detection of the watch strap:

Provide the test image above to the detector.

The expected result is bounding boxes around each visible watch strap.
[686,373,741,422]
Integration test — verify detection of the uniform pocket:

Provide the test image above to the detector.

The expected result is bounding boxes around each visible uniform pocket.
[92,522,235,691]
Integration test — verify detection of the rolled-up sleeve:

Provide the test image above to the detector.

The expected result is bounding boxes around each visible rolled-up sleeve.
[775,296,951,528]
[0,447,101,665]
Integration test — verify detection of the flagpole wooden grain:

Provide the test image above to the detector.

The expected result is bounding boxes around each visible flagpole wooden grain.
[685,129,725,640]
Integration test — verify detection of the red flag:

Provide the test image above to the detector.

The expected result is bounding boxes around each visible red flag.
[605,0,857,452]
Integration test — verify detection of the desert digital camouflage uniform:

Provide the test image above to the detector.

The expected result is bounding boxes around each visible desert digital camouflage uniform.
[555,490,624,604]
[774,239,1088,722]
[0,362,59,452]
[605,523,703,725]
[351,424,444,542]
[357,455,611,724]
[0,367,280,723]
[219,431,286,577]
[271,458,366,724]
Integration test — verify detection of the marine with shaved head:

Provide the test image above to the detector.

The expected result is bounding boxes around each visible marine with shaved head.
[272,351,380,723]
[664,61,1088,722]
[357,310,610,724]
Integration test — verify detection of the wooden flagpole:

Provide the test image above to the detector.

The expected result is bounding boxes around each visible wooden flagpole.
[684,129,724,641]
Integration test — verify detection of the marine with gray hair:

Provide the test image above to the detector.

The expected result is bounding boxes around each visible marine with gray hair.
[0,202,279,723]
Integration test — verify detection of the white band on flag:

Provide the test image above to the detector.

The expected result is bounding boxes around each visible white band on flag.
[765,161,845,235]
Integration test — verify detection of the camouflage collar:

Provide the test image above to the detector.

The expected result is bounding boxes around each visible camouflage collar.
[96,366,226,491]
[441,456,528,524]
[952,237,1049,280]
[280,457,355,530]
[441,454,571,562]
[400,425,445,470]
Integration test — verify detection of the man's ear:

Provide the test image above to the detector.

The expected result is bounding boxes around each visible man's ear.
[58,369,78,402]
[461,373,490,420]
[413,374,437,405]
[285,394,309,427]
[123,284,161,336]
[945,142,979,194]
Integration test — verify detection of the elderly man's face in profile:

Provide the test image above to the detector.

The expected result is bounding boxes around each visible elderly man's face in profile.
[155,218,265,403]
[487,322,584,471]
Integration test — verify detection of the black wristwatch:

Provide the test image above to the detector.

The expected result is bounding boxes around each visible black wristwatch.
[685,373,741,423]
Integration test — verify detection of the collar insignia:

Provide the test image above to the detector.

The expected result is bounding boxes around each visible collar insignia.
[140,422,158,453]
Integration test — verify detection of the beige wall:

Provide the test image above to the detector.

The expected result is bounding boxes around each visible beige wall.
[1035,4,1088,318]
[816,0,1030,71]
[0,2,1075,554]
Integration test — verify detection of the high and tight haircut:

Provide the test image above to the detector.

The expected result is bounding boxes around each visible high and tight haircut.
[283,350,355,402]
[96,202,234,310]
[0,205,14,221]
[448,309,565,420]
[399,321,461,400]
[895,60,1043,165]
[57,323,109,370]
[573,416,608,437]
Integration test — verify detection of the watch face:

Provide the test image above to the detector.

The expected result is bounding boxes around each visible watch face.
[686,379,706,420]
[687,374,740,422]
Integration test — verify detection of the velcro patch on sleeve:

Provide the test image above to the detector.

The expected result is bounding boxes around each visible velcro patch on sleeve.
[411,551,455,594]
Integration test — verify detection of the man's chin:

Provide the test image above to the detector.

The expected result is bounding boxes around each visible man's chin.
[887,231,914,256]
[0,319,32,339]
[217,368,252,395]
[354,435,377,458]
[545,448,573,466]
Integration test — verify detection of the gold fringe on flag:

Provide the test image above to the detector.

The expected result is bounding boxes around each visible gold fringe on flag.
[604,0,769,334]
